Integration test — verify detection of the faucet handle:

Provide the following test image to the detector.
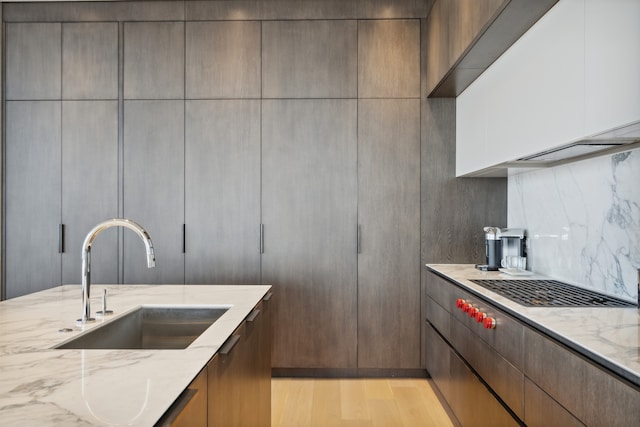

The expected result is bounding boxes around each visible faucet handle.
[96,289,114,317]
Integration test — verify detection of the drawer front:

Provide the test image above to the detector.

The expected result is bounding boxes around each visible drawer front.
[425,323,451,403]
[426,271,454,312]
[450,286,524,370]
[449,340,521,427]
[524,327,640,427]
[452,316,524,420]
[524,378,584,427]
[426,295,450,339]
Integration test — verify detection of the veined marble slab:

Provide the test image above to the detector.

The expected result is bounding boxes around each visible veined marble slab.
[508,147,640,302]
[0,284,271,426]
[426,264,640,387]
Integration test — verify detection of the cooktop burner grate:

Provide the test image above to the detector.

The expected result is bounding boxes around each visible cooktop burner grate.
[469,279,636,307]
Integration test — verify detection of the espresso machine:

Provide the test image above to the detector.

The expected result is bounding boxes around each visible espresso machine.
[477,226,502,271]
[476,227,527,271]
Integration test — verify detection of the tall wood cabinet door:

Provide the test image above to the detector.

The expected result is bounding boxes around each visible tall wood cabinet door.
[262,99,358,369]
[61,101,119,285]
[185,100,261,284]
[5,102,61,298]
[5,23,61,100]
[123,101,184,284]
[357,99,421,369]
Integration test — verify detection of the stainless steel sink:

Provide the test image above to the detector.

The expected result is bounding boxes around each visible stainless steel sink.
[55,305,229,350]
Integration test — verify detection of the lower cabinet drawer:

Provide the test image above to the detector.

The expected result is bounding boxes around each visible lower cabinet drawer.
[426,323,520,427]
[524,378,584,427]
[451,318,524,420]
[524,327,640,427]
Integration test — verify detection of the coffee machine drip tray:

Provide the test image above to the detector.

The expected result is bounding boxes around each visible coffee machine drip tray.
[469,279,636,307]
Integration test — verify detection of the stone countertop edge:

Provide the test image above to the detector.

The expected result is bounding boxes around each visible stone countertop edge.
[0,283,272,426]
[425,264,640,388]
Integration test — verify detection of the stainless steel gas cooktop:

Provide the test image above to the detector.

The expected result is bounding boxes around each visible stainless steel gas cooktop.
[469,279,636,307]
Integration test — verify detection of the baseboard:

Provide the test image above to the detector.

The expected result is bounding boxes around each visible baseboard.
[271,367,428,378]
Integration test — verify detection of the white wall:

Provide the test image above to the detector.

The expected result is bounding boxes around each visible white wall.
[508,148,640,301]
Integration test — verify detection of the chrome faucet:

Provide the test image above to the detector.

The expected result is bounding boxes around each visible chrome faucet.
[78,219,155,325]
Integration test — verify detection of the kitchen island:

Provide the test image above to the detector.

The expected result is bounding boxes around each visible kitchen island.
[0,283,271,426]
[426,264,639,426]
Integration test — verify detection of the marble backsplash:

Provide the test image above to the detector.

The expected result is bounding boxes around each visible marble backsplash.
[508,147,640,302]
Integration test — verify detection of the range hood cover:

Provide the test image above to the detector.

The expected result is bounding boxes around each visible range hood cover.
[515,120,640,163]
[518,140,633,162]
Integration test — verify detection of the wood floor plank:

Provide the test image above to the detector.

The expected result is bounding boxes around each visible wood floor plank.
[368,398,403,427]
[310,379,342,427]
[340,379,371,422]
[363,378,394,399]
[271,378,454,427]
[279,379,315,427]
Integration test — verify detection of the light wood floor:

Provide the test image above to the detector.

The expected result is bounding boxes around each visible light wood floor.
[271,378,455,427]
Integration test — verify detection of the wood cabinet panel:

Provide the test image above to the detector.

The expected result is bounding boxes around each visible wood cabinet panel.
[185,100,261,284]
[524,327,640,427]
[524,378,584,427]
[5,23,61,100]
[62,22,118,100]
[158,367,207,427]
[124,22,184,99]
[357,99,420,369]
[262,99,358,369]
[262,20,357,98]
[449,347,519,427]
[186,21,261,99]
[5,102,61,298]
[123,101,184,284]
[358,20,420,98]
[61,101,119,285]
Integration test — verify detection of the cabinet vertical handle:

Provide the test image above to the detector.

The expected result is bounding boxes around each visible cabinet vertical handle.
[259,224,264,254]
[58,224,65,253]
[357,224,362,254]
[182,224,186,253]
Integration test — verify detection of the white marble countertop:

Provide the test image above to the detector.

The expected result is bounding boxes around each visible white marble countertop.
[0,283,271,426]
[426,264,640,386]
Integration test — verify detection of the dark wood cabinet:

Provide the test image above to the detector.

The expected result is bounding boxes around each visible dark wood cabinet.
[5,22,61,100]
[184,100,261,284]
[426,269,640,427]
[157,367,208,427]
[62,22,118,100]
[123,22,184,100]
[4,101,61,298]
[357,99,421,369]
[262,99,358,369]
[207,297,271,427]
[262,20,357,98]
[61,101,119,285]
[123,101,185,284]
[186,21,261,99]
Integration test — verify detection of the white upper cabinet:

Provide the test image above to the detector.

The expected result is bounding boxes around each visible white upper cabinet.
[456,0,640,176]
[584,0,640,135]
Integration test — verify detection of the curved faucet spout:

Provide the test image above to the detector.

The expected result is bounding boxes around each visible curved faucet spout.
[79,219,155,325]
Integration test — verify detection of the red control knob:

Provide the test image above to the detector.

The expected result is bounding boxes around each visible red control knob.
[468,307,478,317]
[462,302,472,313]
[456,298,465,309]
[483,317,496,329]
[475,311,486,323]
